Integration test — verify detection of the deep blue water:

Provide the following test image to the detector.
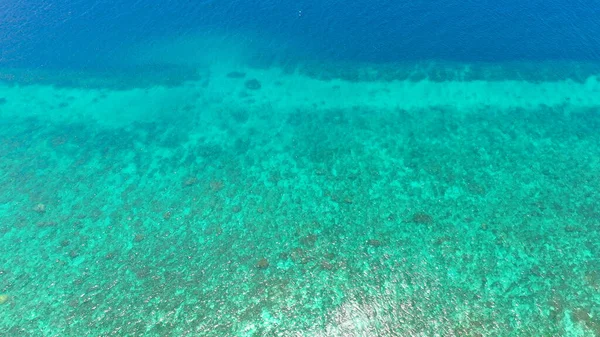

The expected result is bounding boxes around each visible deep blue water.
[1,0,600,68]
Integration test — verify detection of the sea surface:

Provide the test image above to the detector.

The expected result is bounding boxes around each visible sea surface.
[1,0,600,336]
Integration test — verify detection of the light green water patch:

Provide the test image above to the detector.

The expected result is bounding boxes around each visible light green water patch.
[1,61,600,335]
[2,61,600,129]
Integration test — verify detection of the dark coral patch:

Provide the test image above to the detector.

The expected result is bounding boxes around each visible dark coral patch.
[245,79,261,90]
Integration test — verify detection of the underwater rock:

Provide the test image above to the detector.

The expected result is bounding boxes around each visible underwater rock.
[33,203,46,213]
[299,234,317,247]
[564,225,580,232]
[209,180,224,192]
[182,176,198,187]
[231,110,250,124]
[256,258,269,269]
[36,221,57,228]
[585,270,600,289]
[366,239,382,247]
[411,212,433,224]
[244,79,261,90]
[226,71,246,78]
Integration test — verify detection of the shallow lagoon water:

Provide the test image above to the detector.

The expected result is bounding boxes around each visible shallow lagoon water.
[1,1,600,336]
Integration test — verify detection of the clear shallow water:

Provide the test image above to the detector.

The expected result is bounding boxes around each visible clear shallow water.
[1,1,600,336]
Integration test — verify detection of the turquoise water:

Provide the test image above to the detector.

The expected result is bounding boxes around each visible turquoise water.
[2,36,600,335]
